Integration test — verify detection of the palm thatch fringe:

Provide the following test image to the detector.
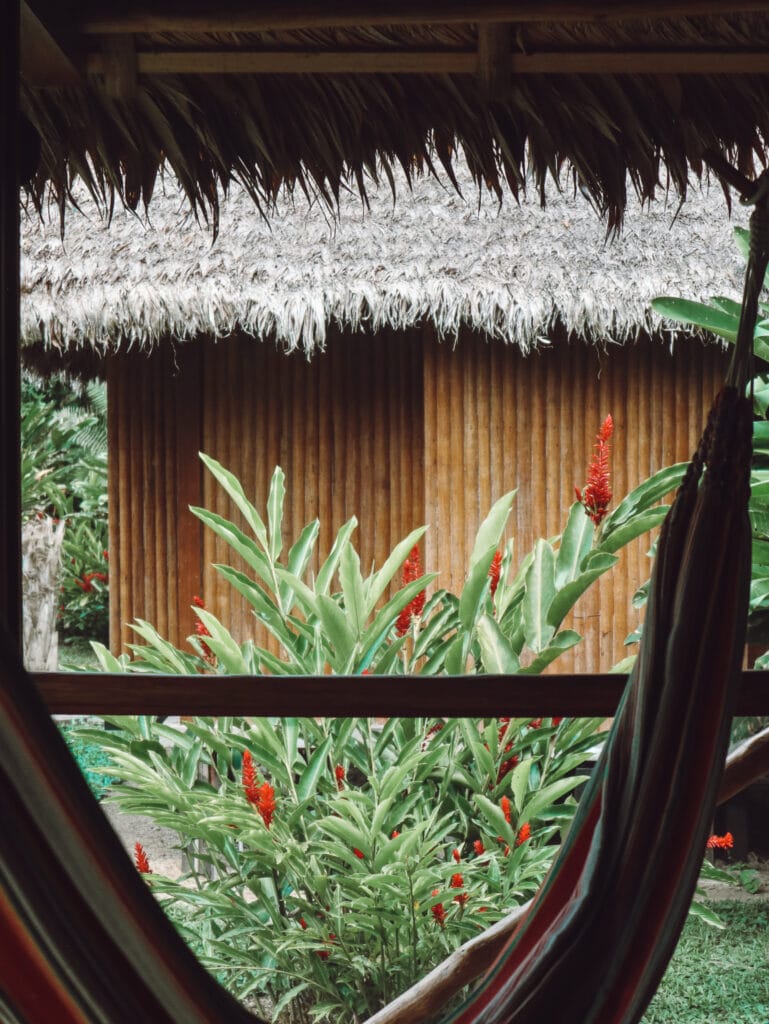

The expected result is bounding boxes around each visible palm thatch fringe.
[21,163,743,365]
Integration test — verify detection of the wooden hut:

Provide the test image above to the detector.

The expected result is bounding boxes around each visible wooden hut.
[21,167,740,670]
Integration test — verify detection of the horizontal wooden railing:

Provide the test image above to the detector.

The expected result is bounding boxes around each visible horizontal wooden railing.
[33,670,769,716]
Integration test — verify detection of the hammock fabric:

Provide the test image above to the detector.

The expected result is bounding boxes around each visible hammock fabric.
[446,185,769,1024]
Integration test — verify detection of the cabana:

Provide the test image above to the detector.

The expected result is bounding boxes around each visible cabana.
[22,171,737,669]
[5,4,769,1022]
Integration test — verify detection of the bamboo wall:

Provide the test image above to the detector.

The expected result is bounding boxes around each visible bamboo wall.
[108,329,728,672]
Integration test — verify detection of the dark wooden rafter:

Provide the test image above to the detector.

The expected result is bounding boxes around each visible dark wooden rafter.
[100,33,138,99]
[82,50,769,76]
[478,23,512,98]
[20,1,80,86]
[79,1,769,34]
[31,671,769,716]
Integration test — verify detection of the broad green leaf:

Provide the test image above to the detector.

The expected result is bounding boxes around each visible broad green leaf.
[600,463,686,534]
[128,619,190,673]
[296,736,333,801]
[520,630,581,674]
[509,758,532,814]
[523,540,556,654]
[473,793,515,843]
[213,565,292,645]
[266,466,285,562]
[339,542,366,638]
[458,719,495,781]
[191,508,272,582]
[651,297,739,341]
[199,452,268,549]
[687,901,726,929]
[193,609,249,674]
[469,490,516,568]
[521,776,589,822]
[89,641,127,673]
[365,525,428,615]
[316,517,357,596]
[547,554,618,630]
[315,595,356,669]
[476,614,520,674]
[459,544,496,631]
[555,502,595,588]
[597,507,668,555]
[360,573,437,651]
[279,519,320,610]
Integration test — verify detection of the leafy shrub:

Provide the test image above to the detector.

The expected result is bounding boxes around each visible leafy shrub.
[58,717,118,799]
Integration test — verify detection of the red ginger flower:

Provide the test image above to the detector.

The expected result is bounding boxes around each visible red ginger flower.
[706,832,734,850]
[501,795,512,824]
[575,414,614,526]
[488,550,503,599]
[353,847,365,859]
[334,764,345,790]
[396,545,426,636]
[516,822,531,847]
[242,749,259,805]
[192,595,205,608]
[452,848,461,863]
[450,873,464,889]
[192,597,216,664]
[134,842,152,874]
[255,782,276,829]
[431,891,446,928]
[473,840,485,856]
[454,891,469,906]
[391,830,400,839]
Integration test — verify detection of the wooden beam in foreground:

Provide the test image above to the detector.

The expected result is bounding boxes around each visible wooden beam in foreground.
[84,50,769,76]
[33,670,769,716]
[20,1,81,86]
[717,725,769,804]
[80,2,769,35]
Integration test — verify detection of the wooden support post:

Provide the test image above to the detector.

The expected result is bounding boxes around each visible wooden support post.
[100,34,138,100]
[478,23,511,99]
[1,0,21,655]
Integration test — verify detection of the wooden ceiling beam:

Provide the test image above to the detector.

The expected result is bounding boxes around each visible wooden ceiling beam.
[80,2,769,36]
[21,1,81,86]
[84,49,769,76]
[32,670,769,716]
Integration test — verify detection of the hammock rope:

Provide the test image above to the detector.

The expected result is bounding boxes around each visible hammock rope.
[441,172,769,1024]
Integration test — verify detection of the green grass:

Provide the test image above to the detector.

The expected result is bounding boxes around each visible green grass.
[58,636,101,671]
[643,902,769,1023]
[57,718,117,800]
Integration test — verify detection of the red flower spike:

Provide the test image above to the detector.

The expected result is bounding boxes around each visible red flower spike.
[473,840,485,856]
[529,718,543,729]
[706,832,734,850]
[454,892,469,906]
[576,414,614,526]
[334,764,345,790]
[452,848,461,863]
[192,595,205,608]
[552,717,563,727]
[134,842,152,874]
[255,782,275,829]
[500,795,512,824]
[516,822,531,847]
[431,891,446,928]
[391,829,400,839]
[353,847,365,859]
[299,918,308,930]
[396,545,427,636]
[450,873,464,889]
[488,550,503,599]
[242,750,259,806]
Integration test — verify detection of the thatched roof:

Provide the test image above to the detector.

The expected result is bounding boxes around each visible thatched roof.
[21,5,769,233]
[21,162,744,366]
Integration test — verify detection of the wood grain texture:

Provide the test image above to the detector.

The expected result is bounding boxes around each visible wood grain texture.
[31,671,769,716]
[422,329,729,672]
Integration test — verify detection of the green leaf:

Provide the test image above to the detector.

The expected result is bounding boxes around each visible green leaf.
[600,463,686,534]
[547,555,618,630]
[191,508,272,583]
[279,519,320,610]
[521,776,589,822]
[316,517,357,596]
[651,297,739,342]
[523,540,556,654]
[199,452,268,549]
[597,507,668,555]
[469,490,516,568]
[458,544,496,633]
[360,573,437,651]
[687,900,726,929]
[509,758,532,814]
[473,793,514,843]
[476,614,520,674]
[555,502,595,588]
[365,526,427,615]
[89,641,127,673]
[520,630,582,674]
[315,595,356,670]
[297,736,333,800]
[193,609,249,674]
[266,466,285,562]
[339,542,366,638]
